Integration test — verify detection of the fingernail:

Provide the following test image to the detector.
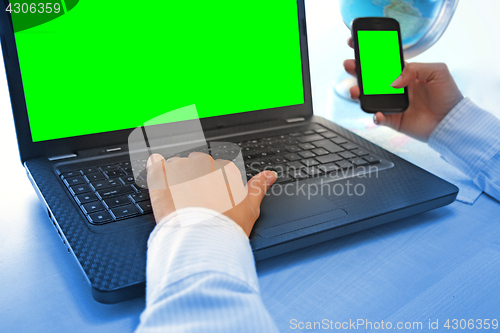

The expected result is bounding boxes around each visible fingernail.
[268,171,278,180]
[373,114,379,125]
[391,76,402,87]
[147,155,156,167]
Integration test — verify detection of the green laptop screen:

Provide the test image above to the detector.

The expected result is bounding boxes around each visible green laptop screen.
[11,1,304,142]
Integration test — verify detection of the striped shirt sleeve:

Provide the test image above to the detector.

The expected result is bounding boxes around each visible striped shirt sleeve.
[135,207,279,333]
[428,97,500,202]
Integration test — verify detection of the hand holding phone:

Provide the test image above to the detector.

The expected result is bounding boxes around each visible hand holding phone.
[352,17,409,113]
[344,50,464,142]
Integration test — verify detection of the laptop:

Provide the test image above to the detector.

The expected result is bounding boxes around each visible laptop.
[0,0,458,303]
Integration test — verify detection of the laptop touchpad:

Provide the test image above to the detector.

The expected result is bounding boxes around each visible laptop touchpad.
[254,189,347,238]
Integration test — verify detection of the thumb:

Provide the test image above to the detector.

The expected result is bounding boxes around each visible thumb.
[391,62,444,88]
[246,171,278,207]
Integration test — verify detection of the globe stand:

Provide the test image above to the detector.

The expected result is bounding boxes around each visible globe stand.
[334,77,358,103]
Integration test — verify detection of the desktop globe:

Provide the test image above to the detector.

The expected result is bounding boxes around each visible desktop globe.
[335,0,459,99]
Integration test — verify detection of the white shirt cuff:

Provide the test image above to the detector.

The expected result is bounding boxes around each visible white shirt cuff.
[145,207,259,306]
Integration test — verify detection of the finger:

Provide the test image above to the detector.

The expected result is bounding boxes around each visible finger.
[391,62,448,89]
[349,85,360,100]
[343,59,356,77]
[147,154,167,185]
[166,156,181,163]
[374,112,402,132]
[147,153,164,169]
[246,170,277,207]
[146,155,175,223]
[188,151,211,159]
[188,151,214,175]
[347,37,353,49]
[213,159,247,207]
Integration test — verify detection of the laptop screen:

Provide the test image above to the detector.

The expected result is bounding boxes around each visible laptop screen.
[11,1,305,142]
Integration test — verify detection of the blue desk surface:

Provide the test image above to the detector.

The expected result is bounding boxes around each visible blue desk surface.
[1,1,500,332]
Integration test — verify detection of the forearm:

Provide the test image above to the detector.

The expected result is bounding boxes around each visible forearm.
[428,98,500,201]
[136,208,278,333]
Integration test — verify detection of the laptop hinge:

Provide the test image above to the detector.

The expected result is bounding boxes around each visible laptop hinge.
[286,117,306,123]
[48,154,78,161]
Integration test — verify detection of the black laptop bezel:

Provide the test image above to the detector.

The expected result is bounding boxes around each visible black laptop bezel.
[0,0,313,163]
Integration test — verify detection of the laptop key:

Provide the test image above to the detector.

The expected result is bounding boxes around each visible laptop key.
[321,131,337,139]
[246,172,257,180]
[97,186,135,199]
[76,192,99,204]
[88,211,113,224]
[80,167,99,174]
[276,175,293,184]
[285,145,302,153]
[301,158,320,167]
[363,155,381,164]
[298,143,315,150]
[136,201,153,214]
[121,166,133,175]
[103,195,132,209]
[321,163,341,173]
[105,169,124,178]
[100,164,119,171]
[268,164,286,174]
[298,151,316,159]
[269,156,289,164]
[270,148,286,154]
[315,153,343,164]
[120,176,135,184]
[297,134,324,143]
[284,153,301,161]
[312,148,329,156]
[82,202,105,214]
[60,171,81,178]
[339,151,356,159]
[288,168,308,180]
[91,178,121,190]
[287,161,304,170]
[312,139,344,154]
[283,138,298,145]
[314,128,327,133]
[302,130,315,135]
[70,184,92,195]
[110,204,141,219]
[64,176,86,186]
[352,149,369,157]
[336,160,354,169]
[130,191,150,203]
[351,158,369,167]
[342,142,359,150]
[332,137,348,145]
[84,172,106,182]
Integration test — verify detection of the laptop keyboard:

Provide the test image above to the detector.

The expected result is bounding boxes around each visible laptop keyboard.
[239,128,380,183]
[57,127,381,225]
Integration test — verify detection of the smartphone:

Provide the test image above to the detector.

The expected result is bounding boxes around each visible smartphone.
[352,17,409,113]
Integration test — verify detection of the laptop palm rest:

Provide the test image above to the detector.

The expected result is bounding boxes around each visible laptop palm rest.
[254,188,347,238]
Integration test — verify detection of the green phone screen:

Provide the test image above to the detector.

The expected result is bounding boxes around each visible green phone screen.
[357,30,404,95]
